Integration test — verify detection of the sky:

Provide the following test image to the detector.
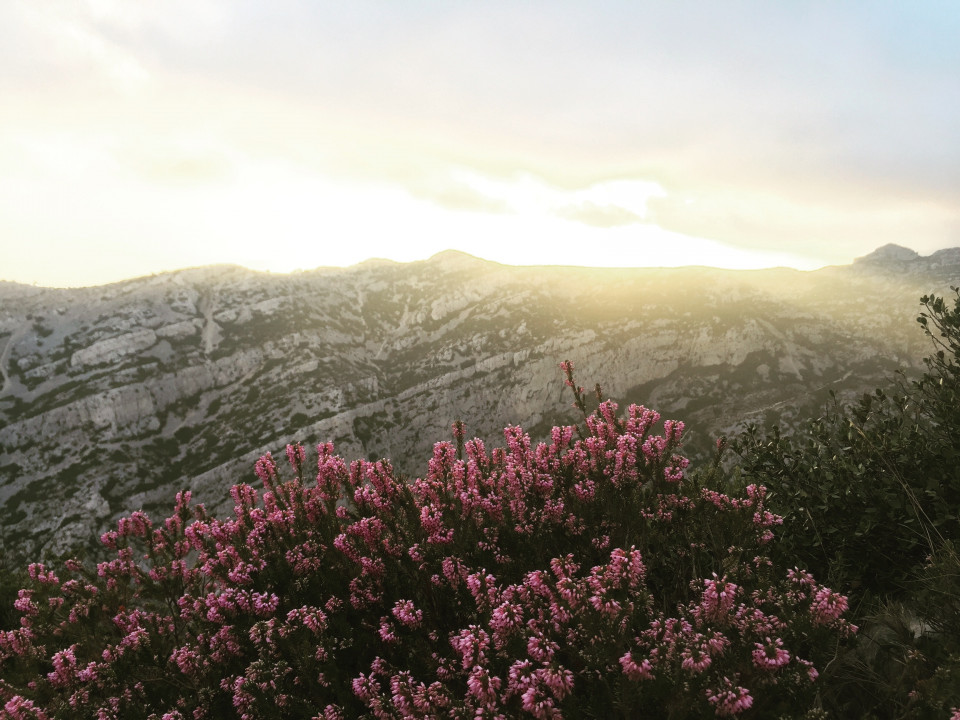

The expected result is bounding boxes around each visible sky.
[1,1,958,287]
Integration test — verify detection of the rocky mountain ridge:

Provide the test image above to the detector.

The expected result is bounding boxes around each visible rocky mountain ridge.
[1,244,958,560]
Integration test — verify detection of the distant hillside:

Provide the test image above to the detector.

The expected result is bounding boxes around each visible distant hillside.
[1,245,958,559]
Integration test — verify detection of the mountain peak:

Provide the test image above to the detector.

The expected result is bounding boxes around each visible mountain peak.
[427,249,489,269]
[850,244,960,275]
[354,257,400,269]
[854,244,920,265]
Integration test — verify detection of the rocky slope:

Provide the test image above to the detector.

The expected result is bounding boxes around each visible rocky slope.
[1,244,958,559]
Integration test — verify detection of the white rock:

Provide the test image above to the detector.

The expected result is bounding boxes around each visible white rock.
[70,329,157,367]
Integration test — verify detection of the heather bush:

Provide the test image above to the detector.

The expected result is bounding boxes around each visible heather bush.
[1,364,854,719]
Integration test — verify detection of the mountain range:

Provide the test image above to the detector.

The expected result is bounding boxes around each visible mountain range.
[2,243,959,560]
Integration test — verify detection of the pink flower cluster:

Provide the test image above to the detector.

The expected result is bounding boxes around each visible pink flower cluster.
[0,365,855,718]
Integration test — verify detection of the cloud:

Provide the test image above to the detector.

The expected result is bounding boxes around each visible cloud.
[1,0,958,282]
[5,0,150,93]
[403,171,514,215]
[412,171,666,228]
[646,188,960,263]
[120,140,238,186]
[556,203,645,229]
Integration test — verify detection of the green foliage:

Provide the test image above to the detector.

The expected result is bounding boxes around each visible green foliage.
[735,288,960,596]
[734,288,960,717]
[734,386,945,594]
[0,550,25,632]
[818,545,960,719]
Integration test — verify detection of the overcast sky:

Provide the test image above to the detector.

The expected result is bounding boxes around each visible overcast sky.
[1,1,958,287]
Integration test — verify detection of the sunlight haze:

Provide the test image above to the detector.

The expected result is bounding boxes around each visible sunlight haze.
[1,1,958,287]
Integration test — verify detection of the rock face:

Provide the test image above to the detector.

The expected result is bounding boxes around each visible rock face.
[1,248,959,560]
[70,329,158,368]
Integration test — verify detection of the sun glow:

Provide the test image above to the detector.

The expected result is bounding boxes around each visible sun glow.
[0,78,825,287]
[185,165,821,278]
[0,2,956,288]
[0,147,821,288]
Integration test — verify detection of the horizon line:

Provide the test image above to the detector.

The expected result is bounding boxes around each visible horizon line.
[1,242,944,291]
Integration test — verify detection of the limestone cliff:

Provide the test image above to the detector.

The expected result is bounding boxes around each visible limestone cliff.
[1,248,958,559]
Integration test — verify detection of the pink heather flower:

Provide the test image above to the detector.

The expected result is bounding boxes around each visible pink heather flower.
[4,696,51,720]
[117,510,152,537]
[950,708,960,720]
[0,628,35,658]
[466,572,499,610]
[521,686,561,720]
[466,666,501,704]
[549,555,579,580]
[378,618,397,644]
[490,601,523,644]
[603,546,646,588]
[663,419,685,443]
[254,452,278,486]
[702,574,738,620]
[286,442,306,470]
[407,543,424,562]
[572,478,597,502]
[550,424,574,450]
[450,627,490,670]
[619,652,654,680]
[597,399,619,426]
[420,504,454,545]
[797,658,819,682]
[701,488,732,509]
[625,404,660,436]
[298,607,328,634]
[119,626,149,652]
[664,464,685,482]
[46,645,78,687]
[681,646,712,673]
[26,563,58,585]
[13,590,38,618]
[351,673,380,702]
[170,646,201,675]
[753,510,783,527]
[751,637,791,670]
[591,535,611,551]
[641,435,667,462]
[811,587,849,624]
[526,635,558,663]
[391,599,423,628]
[706,679,754,716]
[441,557,463,586]
[536,666,574,700]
